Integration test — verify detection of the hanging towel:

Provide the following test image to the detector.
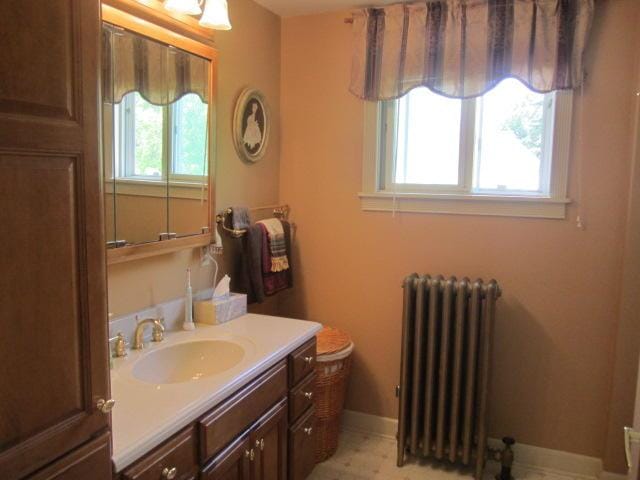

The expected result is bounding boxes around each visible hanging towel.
[231,206,250,230]
[245,224,265,303]
[228,207,266,304]
[257,218,289,272]
[229,224,265,304]
[259,222,293,296]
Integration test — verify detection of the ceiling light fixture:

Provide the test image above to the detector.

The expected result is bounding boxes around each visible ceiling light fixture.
[199,0,232,30]
[163,0,232,30]
[164,0,202,15]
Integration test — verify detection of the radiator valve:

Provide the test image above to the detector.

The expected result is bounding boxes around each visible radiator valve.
[495,437,515,480]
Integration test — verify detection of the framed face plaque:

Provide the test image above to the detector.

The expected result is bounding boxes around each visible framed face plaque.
[233,87,270,163]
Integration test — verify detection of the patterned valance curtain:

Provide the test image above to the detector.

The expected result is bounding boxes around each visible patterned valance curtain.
[350,0,594,101]
[102,25,210,105]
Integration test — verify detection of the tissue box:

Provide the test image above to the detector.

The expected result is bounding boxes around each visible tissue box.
[194,293,247,325]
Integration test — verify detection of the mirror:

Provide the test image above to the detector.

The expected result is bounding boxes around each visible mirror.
[102,19,213,254]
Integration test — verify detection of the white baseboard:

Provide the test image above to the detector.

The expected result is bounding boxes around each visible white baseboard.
[341,409,398,438]
[341,409,623,480]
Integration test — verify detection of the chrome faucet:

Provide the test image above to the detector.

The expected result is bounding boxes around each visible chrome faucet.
[133,318,165,350]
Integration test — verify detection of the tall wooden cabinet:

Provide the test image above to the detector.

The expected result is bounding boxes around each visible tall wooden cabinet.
[0,1,111,479]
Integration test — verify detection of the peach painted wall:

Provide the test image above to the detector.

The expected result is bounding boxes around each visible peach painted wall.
[604,30,640,472]
[279,1,640,471]
[107,0,281,317]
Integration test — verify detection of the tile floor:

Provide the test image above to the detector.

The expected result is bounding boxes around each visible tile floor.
[308,429,590,480]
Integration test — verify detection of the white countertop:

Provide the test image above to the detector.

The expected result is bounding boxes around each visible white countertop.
[110,313,322,472]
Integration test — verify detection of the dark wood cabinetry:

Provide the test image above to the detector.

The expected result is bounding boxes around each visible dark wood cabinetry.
[288,341,316,387]
[120,341,319,480]
[288,373,316,423]
[28,433,112,480]
[201,434,252,480]
[251,400,288,480]
[202,397,287,480]
[287,340,317,480]
[288,409,317,480]
[200,362,287,461]
[0,1,111,479]
[121,427,198,480]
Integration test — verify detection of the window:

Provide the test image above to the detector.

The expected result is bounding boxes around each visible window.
[362,79,572,218]
[114,92,208,182]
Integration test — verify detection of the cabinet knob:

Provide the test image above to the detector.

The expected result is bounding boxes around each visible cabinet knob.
[303,391,313,400]
[304,427,313,436]
[304,356,314,364]
[161,467,177,479]
[96,398,115,414]
[245,448,255,461]
[255,438,265,451]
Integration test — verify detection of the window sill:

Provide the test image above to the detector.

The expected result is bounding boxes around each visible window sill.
[105,178,208,200]
[358,192,571,219]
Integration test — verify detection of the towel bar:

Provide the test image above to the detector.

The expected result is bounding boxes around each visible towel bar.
[215,205,290,238]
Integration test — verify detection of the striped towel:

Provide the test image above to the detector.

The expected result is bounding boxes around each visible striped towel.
[257,218,290,272]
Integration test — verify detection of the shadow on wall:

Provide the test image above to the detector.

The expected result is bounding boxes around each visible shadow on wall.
[490,297,554,443]
[278,229,308,319]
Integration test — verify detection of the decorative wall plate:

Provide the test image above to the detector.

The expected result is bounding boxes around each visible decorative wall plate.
[233,87,270,163]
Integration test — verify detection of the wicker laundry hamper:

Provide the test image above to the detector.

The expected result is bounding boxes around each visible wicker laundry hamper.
[314,327,354,463]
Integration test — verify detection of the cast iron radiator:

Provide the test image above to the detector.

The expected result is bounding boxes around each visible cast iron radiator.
[397,274,501,478]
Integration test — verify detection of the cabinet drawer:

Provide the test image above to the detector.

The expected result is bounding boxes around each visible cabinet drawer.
[288,408,316,480]
[288,340,316,387]
[288,373,315,423]
[121,427,198,480]
[200,361,287,462]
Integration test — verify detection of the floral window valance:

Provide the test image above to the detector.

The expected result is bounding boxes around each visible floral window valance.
[102,24,210,106]
[349,0,594,101]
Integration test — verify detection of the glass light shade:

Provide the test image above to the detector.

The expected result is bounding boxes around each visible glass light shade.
[199,0,232,30]
[164,0,202,15]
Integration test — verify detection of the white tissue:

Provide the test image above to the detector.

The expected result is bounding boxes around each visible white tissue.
[213,274,231,299]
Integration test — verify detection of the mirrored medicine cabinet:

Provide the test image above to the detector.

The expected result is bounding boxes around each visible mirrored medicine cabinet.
[102,2,217,264]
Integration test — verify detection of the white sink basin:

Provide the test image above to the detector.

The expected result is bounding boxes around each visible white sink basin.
[132,340,245,384]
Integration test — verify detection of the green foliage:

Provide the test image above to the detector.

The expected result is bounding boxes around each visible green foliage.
[125,92,208,178]
[133,93,163,176]
[174,94,208,176]
[500,94,544,159]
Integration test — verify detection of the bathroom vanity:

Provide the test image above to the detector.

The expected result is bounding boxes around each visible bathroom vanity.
[0,2,320,479]
[110,314,322,480]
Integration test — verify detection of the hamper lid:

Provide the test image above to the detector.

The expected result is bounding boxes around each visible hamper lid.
[316,326,351,356]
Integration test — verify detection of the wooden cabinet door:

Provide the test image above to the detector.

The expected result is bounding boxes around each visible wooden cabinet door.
[252,399,287,480]
[288,408,316,480]
[201,434,252,480]
[27,433,112,480]
[0,1,110,479]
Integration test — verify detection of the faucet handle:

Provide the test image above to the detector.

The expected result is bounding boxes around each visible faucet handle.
[152,318,165,343]
[109,332,128,358]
